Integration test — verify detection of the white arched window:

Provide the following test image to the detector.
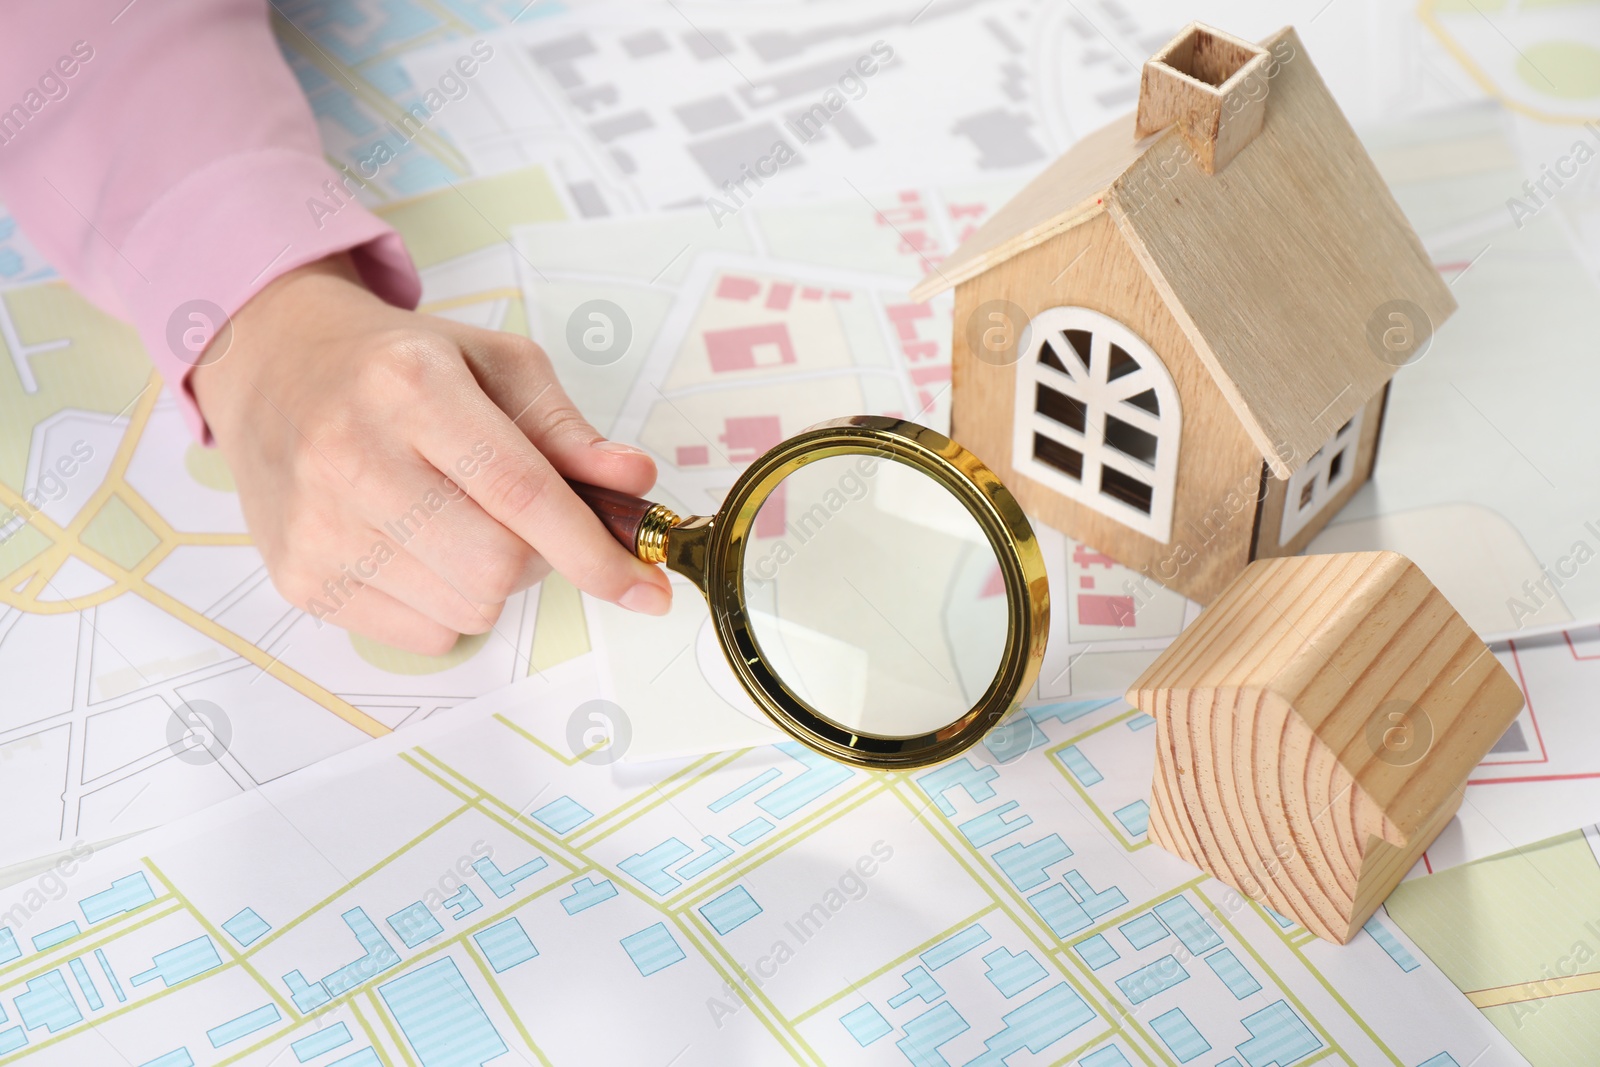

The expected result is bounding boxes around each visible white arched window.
[1011,307,1181,543]
[1278,408,1364,544]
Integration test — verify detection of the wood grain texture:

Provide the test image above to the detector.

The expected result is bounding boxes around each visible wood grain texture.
[908,115,1155,303]
[568,480,653,556]
[949,211,1265,604]
[1255,384,1388,559]
[1112,26,1454,478]
[917,25,1451,480]
[1127,551,1524,943]
[1133,23,1269,174]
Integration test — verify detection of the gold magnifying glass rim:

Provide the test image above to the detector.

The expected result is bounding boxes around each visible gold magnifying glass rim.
[655,416,1050,769]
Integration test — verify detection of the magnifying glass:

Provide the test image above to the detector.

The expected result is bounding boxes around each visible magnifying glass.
[568,416,1049,769]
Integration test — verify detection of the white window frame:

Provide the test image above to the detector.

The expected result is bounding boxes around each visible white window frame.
[1011,306,1181,543]
[1278,408,1365,545]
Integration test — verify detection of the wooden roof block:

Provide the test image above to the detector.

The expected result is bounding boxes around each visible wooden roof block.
[1127,551,1524,943]
[1128,551,1520,833]
[914,26,1454,479]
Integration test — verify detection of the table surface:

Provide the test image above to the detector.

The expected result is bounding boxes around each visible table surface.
[1,1,1598,1064]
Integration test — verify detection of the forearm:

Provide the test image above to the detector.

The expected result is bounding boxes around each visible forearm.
[0,0,420,439]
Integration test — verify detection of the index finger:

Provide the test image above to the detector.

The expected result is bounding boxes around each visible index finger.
[414,369,671,615]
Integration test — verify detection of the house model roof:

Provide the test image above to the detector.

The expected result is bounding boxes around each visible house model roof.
[912,26,1455,479]
[1123,550,1523,942]
[1126,551,1521,847]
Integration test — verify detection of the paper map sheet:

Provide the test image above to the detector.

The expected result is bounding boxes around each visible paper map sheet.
[0,661,1526,1066]
[1390,822,1600,1066]
[1420,626,1600,871]
[410,0,1600,639]
[508,190,1208,762]
[1,0,1599,992]
[0,167,580,875]
[0,0,634,874]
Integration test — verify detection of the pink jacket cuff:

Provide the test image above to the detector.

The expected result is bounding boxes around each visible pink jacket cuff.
[124,149,422,442]
[0,0,423,444]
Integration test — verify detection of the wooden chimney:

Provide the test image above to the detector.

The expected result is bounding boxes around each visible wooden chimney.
[1135,23,1272,173]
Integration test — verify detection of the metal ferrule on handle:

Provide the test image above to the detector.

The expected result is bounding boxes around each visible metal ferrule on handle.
[634,504,680,564]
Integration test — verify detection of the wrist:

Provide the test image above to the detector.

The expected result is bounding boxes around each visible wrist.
[190,251,369,435]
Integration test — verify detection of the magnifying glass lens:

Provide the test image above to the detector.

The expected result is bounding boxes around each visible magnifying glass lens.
[740,455,1010,739]
[569,414,1048,767]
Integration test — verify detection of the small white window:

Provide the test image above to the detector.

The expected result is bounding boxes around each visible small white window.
[1279,409,1364,544]
[1011,307,1181,543]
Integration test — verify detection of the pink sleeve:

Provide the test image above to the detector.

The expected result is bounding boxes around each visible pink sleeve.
[0,0,423,441]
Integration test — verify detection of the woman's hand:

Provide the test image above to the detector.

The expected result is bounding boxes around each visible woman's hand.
[191,252,671,655]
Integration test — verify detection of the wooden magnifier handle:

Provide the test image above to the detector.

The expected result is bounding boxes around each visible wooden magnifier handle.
[568,480,681,564]
[568,480,653,551]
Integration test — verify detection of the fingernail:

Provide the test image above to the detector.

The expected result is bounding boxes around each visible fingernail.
[619,581,671,615]
[594,440,646,456]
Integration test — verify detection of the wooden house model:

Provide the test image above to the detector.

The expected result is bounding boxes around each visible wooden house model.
[911,23,1454,603]
[1126,551,1524,944]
